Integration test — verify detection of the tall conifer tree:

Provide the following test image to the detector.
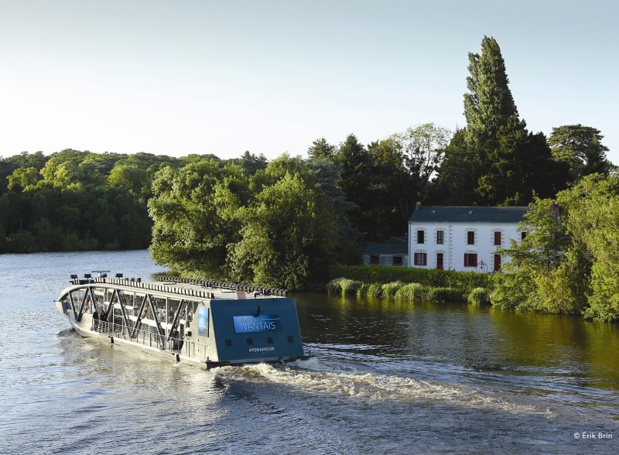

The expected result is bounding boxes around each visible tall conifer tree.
[464,36,521,156]
[434,36,559,205]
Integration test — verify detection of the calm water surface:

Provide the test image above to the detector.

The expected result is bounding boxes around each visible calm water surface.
[1,251,618,454]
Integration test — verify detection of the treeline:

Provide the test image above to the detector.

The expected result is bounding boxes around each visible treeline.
[0,150,273,253]
[0,36,615,294]
[0,150,175,252]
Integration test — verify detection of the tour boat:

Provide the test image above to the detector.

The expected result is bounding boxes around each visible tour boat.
[55,273,311,369]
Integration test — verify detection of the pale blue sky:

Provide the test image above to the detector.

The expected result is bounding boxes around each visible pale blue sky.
[1,0,617,163]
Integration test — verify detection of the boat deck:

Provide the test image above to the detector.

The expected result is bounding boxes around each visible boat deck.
[69,275,288,301]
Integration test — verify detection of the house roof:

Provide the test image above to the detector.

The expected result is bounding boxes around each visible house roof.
[409,206,529,224]
[363,240,408,255]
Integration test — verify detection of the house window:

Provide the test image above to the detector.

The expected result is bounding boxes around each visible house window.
[494,231,502,246]
[369,255,379,265]
[464,253,477,268]
[393,256,403,266]
[494,254,501,272]
[521,232,527,241]
[467,231,475,245]
[417,230,425,244]
[436,252,444,270]
[414,252,427,266]
[436,230,444,245]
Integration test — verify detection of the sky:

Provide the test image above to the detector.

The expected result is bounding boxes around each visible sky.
[1,0,618,163]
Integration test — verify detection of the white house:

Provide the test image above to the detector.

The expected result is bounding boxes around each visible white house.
[408,205,529,272]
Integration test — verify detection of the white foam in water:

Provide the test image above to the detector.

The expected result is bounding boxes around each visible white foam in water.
[211,360,552,417]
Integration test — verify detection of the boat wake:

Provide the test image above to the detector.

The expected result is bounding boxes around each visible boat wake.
[211,358,553,417]
[55,328,77,338]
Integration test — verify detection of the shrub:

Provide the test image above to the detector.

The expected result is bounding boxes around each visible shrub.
[327,278,362,297]
[382,281,405,298]
[468,287,491,307]
[326,278,342,294]
[356,282,370,298]
[366,283,384,299]
[395,282,424,301]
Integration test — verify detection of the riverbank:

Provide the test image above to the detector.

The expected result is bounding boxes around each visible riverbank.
[327,277,492,306]
[328,264,493,306]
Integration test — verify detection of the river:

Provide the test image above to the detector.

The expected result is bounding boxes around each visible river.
[1,251,618,454]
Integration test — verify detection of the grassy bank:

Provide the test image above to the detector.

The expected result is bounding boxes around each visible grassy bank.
[328,265,494,305]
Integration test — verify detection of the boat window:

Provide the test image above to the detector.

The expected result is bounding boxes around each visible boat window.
[225,339,232,347]
[246,338,254,346]
[267,337,274,344]
[287,336,294,344]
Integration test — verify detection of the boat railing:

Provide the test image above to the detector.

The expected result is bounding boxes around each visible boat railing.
[71,274,288,297]
[93,320,192,357]
[154,275,289,297]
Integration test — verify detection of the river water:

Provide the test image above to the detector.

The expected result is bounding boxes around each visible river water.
[1,251,618,454]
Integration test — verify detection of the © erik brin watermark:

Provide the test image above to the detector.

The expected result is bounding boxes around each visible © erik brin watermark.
[573,431,613,440]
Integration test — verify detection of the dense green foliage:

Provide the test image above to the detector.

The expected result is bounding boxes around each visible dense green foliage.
[548,124,615,182]
[493,174,619,321]
[148,155,354,290]
[468,288,491,307]
[329,264,492,293]
[0,150,176,253]
[311,125,451,241]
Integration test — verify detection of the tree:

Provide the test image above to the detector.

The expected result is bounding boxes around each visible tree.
[464,37,520,154]
[562,175,619,321]
[226,151,268,177]
[390,123,451,208]
[429,129,478,205]
[7,167,40,192]
[307,138,336,161]
[332,135,374,238]
[465,36,532,205]
[0,152,46,193]
[549,124,614,182]
[108,162,147,196]
[435,36,563,206]
[228,172,339,289]
[492,197,586,314]
[148,158,247,279]
[493,174,619,321]
[148,152,350,289]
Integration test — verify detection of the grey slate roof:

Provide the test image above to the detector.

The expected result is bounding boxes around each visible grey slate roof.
[363,237,408,255]
[409,206,529,223]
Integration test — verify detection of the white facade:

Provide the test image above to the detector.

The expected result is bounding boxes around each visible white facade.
[408,207,528,273]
